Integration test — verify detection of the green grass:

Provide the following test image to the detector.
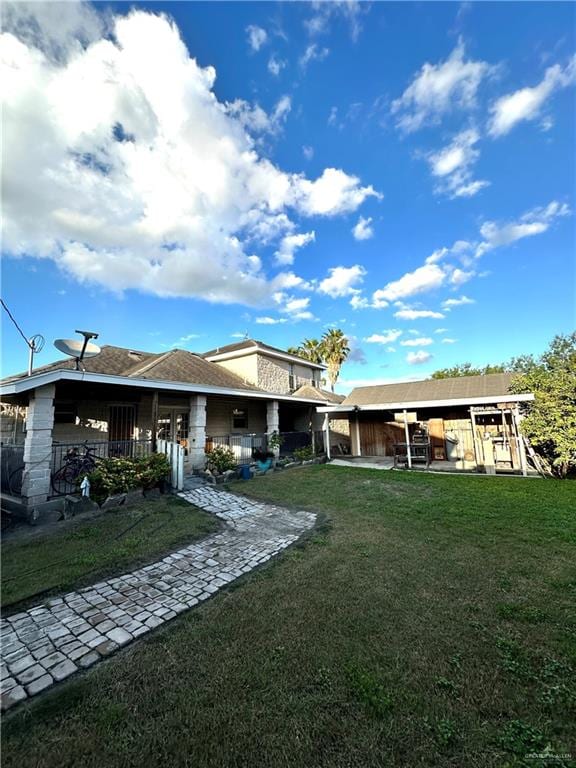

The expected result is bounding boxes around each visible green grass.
[3,467,575,768]
[1,496,219,608]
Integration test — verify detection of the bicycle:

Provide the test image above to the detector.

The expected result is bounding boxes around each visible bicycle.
[51,444,98,496]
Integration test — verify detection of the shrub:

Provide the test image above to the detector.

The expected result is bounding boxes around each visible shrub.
[267,431,284,452]
[86,453,170,502]
[252,448,275,462]
[294,445,314,462]
[205,445,236,474]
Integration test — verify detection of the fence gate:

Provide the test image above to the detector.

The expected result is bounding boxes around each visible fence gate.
[157,440,185,491]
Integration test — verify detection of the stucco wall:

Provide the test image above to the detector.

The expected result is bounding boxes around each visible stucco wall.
[205,396,267,435]
[212,355,259,386]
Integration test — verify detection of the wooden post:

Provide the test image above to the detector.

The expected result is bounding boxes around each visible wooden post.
[403,409,412,469]
[151,391,159,452]
[470,408,480,469]
[512,406,528,477]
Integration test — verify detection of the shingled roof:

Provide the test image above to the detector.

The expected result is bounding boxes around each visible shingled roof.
[292,385,345,404]
[1,346,264,392]
[343,373,517,406]
[202,338,325,368]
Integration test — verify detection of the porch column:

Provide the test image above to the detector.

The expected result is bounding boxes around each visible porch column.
[21,384,55,508]
[266,400,280,455]
[324,414,331,460]
[188,395,207,470]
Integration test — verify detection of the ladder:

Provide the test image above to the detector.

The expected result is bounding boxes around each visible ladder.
[522,436,549,477]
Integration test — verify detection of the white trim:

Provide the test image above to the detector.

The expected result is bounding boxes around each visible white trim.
[0,369,322,404]
[316,393,534,413]
[205,346,325,370]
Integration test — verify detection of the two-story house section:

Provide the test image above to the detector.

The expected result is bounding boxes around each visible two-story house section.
[202,339,324,395]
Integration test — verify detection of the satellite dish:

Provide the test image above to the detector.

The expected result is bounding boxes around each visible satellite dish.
[54,339,101,358]
[54,329,100,370]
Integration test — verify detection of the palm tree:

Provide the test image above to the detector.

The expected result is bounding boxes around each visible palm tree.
[299,338,324,364]
[321,329,350,392]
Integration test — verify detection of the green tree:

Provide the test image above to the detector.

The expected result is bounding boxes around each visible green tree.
[510,332,576,478]
[299,338,324,364]
[431,362,507,379]
[321,328,350,392]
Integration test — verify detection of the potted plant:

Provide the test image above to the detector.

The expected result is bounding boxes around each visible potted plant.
[252,448,275,472]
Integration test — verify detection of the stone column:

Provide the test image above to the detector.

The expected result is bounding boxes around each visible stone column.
[266,400,280,455]
[21,384,55,508]
[188,395,207,471]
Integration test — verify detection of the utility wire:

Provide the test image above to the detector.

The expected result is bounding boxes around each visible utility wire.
[1,298,31,347]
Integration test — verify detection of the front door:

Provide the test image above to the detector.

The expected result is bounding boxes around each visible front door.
[157,409,189,452]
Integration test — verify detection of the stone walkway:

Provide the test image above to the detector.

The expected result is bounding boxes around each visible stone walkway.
[1,488,316,711]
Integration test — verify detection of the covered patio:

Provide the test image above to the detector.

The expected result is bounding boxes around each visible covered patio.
[318,374,535,477]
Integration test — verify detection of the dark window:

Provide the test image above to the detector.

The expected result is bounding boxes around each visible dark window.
[232,408,247,429]
[54,403,77,424]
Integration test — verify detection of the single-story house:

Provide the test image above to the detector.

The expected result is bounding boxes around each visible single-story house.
[0,339,344,511]
[317,373,534,475]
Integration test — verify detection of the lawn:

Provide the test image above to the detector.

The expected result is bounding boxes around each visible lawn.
[1,496,219,609]
[2,466,575,768]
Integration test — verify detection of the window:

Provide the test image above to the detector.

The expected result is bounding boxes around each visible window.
[232,408,247,429]
[54,403,77,424]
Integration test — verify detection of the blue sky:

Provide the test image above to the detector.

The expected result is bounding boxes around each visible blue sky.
[1,1,574,391]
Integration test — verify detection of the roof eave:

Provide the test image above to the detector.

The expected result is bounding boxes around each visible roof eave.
[205,346,326,370]
[0,369,323,405]
[317,393,535,413]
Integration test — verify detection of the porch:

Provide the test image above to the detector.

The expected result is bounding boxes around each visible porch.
[0,376,324,510]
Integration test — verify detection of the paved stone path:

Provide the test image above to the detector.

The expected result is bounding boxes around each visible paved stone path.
[1,488,316,711]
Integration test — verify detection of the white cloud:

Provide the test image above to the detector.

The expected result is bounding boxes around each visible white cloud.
[427,129,489,198]
[391,40,492,132]
[450,267,475,285]
[226,94,291,135]
[442,338,457,344]
[488,56,576,137]
[475,200,571,257]
[268,54,286,76]
[364,329,403,344]
[1,0,106,62]
[246,24,267,52]
[295,168,381,216]
[400,337,434,346]
[299,43,329,70]
[352,216,374,241]
[304,1,365,42]
[272,272,313,291]
[394,309,445,320]
[1,8,376,305]
[373,263,446,303]
[302,145,314,160]
[274,231,315,265]
[406,350,433,365]
[442,295,475,308]
[318,265,366,298]
[349,294,370,310]
[255,316,287,325]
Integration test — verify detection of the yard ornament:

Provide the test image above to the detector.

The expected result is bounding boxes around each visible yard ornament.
[80,475,91,498]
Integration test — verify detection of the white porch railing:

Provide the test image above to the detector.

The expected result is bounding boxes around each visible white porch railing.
[157,439,185,490]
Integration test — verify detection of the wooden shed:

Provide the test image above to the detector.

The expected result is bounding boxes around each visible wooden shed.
[317,374,535,475]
